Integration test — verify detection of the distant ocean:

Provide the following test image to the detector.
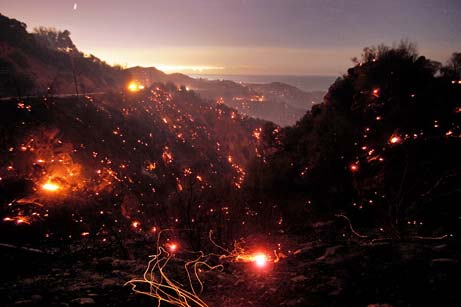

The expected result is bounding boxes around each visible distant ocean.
[188,74,337,92]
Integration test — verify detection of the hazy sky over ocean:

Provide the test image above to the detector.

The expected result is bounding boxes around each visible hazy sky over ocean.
[1,0,460,75]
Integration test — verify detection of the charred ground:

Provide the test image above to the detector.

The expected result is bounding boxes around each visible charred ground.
[1,13,461,307]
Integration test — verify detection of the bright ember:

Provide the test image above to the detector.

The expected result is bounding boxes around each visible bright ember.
[42,182,60,192]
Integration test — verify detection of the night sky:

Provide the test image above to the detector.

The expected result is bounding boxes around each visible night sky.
[1,0,460,75]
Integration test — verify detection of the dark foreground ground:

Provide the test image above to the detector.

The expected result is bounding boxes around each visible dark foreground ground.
[1,232,460,307]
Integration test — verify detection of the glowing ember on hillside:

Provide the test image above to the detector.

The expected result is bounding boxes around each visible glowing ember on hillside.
[166,242,178,253]
[253,253,268,267]
[3,216,31,225]
[389,135,401,144]
[235,251,273,268]
[132,221,141,228]
[161,146,174,164]
[372,88,380,97]
[127,81,145,92]
[252,128,262,141]
[42,182,60,192]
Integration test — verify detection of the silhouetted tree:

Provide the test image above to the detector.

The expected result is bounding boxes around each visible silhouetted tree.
[33,27,77,51]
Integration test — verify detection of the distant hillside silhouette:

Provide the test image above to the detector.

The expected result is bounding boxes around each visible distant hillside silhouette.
[0,13,323,126]
[128,66,324,126]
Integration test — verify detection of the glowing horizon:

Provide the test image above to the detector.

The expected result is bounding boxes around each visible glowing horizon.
[1,0,460,76]
[83,46,357,76]
[154,65,225,73]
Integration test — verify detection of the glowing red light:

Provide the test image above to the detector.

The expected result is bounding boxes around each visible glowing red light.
[389,136,401,144]
[167,242,178,253]
[253,253,268,268]
[372,88,380,97]
[132,221,140,228]
[42,182,60,192]
[350,164,359,172]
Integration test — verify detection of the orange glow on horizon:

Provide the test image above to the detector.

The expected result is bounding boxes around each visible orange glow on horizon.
[155,64,224,73]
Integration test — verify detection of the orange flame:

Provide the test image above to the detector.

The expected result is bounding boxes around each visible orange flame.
[42,182,60,192]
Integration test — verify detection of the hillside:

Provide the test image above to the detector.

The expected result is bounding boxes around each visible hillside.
[0,13,130,96]
[247,44,461,237]
[0,14,269,248]
[0,82,265,242]
[246,82,324,110]
[0,12,322,127]
[128,66,324,126]
[1,11,461,307]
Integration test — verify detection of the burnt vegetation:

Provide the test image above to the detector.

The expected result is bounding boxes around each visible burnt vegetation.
[249,43,461,239]
[0,13,461,307]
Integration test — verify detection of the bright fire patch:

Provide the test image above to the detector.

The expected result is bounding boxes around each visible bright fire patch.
[42,182,60,192]
[253,253,268,267]
[166,242,178,253]
[127,81,145,92]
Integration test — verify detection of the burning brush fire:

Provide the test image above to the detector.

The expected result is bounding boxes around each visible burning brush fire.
[0,89,276,306]
[0,130,123,227]
[42,181,61,192]
[127,81,145,92]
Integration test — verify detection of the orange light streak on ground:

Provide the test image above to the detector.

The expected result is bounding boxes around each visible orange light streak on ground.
[127,231,280,307]
[235,252,271,268]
